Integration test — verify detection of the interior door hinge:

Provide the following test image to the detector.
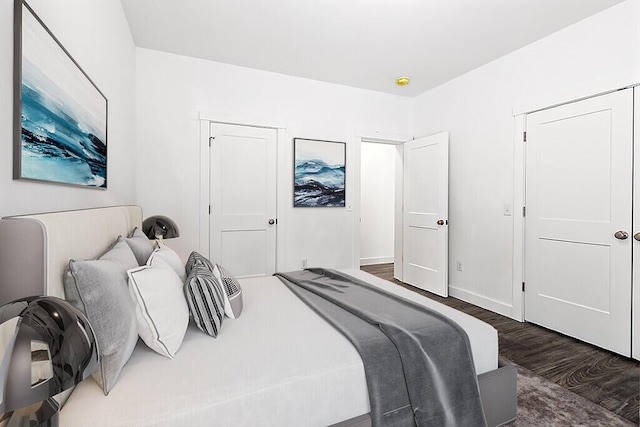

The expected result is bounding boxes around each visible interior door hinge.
[209,136,215,147]
[522,282,526,292]
[208,205,211,214]
[522,206,526,217]
[523,131,527,142]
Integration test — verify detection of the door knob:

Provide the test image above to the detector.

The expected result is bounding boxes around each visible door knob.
[634,232,640,242]
[268,219,276,225]
[437,219,445,226]
[614,230,629,240]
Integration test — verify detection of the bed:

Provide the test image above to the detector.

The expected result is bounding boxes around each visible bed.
[0,205,516,426]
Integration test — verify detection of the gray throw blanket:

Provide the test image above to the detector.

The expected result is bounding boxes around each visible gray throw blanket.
[275,269,486,427]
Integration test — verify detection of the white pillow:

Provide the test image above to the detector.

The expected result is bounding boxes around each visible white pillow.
[127,258,189,358]
[149,242,186,282]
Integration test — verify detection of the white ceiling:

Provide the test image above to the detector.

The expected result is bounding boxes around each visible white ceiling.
[120,0,624,97]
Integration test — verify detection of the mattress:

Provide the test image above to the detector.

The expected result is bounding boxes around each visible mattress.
[60,270,497,426]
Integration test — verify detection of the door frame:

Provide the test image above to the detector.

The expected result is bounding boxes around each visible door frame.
[513,83,639,324]
[198,112,287,271]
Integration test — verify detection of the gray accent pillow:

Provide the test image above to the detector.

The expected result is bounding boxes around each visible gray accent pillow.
[125,227,154,266]
[64,236,139,395]
[184,264,225,337]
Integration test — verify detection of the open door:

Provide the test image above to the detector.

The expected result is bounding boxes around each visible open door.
[403,132,449,296]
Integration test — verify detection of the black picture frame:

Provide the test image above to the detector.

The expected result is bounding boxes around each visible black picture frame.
[293,138,346,207]
[14,0,108,189]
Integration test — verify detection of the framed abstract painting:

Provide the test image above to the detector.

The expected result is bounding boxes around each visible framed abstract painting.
[13,0,108,188]
[294,138,346,207]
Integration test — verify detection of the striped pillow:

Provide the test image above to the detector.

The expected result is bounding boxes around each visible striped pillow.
[213,264,244,319]
[185,251,214,275]
[184,264,225,337]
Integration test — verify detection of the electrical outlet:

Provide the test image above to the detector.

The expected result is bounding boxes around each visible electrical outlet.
[456,260,463,272]
[302,258,307,269]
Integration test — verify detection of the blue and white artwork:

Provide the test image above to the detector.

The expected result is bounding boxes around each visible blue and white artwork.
[294,138,345,207]
[15,2,107,188]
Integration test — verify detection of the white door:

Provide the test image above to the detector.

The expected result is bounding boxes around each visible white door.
[403,132,449,297]
[525,89,633,356]
[633,87,640,360]
[209,123,277,278]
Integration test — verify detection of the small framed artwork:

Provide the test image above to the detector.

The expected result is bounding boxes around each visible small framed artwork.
[13,0,108,188]
[294,138,346,207]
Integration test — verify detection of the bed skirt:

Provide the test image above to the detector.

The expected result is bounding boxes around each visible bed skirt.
[331,359,517,427]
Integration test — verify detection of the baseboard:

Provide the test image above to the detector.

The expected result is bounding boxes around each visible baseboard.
[359,256,394,266]
[449,285,520,321]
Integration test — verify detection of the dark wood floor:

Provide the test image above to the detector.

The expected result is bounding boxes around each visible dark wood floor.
[361,263,640,425]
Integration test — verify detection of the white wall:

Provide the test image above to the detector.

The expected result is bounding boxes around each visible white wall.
[0,0,136,218]
[360,142,396,265]
[413,0,640,319]
[135,48,413,266]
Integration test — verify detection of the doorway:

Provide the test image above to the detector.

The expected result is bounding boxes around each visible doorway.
[360,142,398,267]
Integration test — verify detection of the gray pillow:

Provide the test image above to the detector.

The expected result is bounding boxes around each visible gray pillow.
[125,227,154,266]
[64,237,139,395]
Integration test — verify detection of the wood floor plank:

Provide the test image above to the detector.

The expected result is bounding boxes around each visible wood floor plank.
[360,263,640,424]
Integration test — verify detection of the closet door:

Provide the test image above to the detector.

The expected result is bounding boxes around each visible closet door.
[525,89,633,356]
[633,87,640,360]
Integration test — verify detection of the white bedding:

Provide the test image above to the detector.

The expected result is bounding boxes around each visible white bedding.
[61,269,497,427]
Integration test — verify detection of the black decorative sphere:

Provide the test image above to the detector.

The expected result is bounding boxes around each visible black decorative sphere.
[0,296,99,422]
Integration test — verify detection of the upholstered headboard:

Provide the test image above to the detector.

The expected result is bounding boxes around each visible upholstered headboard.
[0,206,142,304]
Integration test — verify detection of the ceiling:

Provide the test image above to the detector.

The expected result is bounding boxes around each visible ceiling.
[120,0,624,97]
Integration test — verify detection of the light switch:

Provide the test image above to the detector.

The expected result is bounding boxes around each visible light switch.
[503,204,512,216]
